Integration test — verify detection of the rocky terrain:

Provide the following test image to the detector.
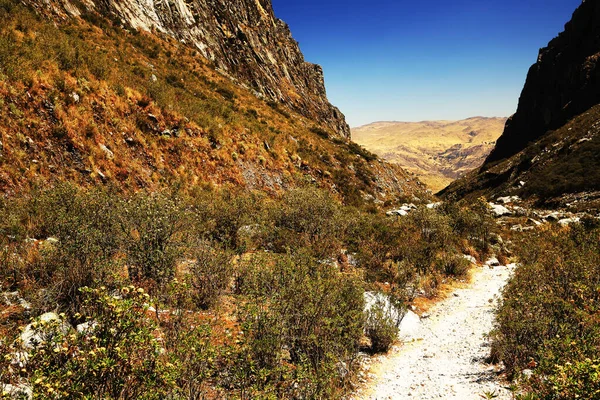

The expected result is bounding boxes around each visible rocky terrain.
[443,0,600,207]
[487,0,600,165]
[21,0,350,138]
[352,118,505,192]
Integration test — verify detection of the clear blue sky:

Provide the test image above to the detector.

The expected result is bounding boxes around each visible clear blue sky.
[271,0,583,127]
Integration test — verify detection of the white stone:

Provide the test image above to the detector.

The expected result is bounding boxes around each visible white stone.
[463,254,477,264]
[1,383,32,399]
[387,209,409,217]
[20,313,71,350]
[70,92,80,103]
[488,203,511,217]
[398,310,421,341]
[485,257,500,267]
[496,196,521,204]
[99,144,114,159]
[76,321,98,334]
[558,217,581,227]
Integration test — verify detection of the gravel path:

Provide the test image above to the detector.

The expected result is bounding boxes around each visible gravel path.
[354,264,515,400]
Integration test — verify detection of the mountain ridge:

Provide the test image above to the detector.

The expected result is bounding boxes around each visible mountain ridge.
[442,0,600,207]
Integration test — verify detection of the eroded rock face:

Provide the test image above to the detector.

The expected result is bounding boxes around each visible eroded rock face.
[23,0,350,137]
[486,0,600,164]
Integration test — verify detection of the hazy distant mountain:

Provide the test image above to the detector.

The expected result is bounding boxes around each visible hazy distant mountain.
[352,117,506,192]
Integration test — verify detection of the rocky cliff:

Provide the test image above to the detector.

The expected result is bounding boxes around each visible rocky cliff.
[486,0,600,165]
[23,0,350,137]
[442,0,600,207]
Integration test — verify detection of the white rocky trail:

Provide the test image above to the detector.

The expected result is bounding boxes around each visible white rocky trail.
[355,264,515,400]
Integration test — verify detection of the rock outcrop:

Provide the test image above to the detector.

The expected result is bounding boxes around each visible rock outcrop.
[23,0,350,137]
[486,0,600,164]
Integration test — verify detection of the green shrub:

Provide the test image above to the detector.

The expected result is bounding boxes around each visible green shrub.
[120,192,189,284]
[236,252,364,397]
[365,298,401,353]
[269,188,344,259]
[24,185,121,309]
[4,287,176,399]
[188,241,232,309]
[491,223,600,399]
[435,252,470,278]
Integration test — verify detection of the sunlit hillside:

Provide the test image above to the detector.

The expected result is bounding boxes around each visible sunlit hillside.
[352,117,506,192]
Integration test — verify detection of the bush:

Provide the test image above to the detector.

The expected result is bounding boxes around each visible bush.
[188,241,232,309]
[120,192,189,284]
[24,185,121,309]
[491,223,600,399]
[3,287,176,399]
[268,188,344,259]
[365,297,401,353]
[235,252,364,397]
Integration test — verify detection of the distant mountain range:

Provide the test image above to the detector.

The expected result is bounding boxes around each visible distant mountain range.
[352,117,506,192]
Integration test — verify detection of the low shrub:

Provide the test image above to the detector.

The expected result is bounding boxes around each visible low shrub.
[188,241,232,309]
[120,192,189,284]
[365,298,401,353]
[2,287,176,399]
[491,223,600,399]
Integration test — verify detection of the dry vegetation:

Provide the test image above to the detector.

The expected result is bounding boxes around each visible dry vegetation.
[352,117,506,192]
[492,220,600,399]
[0,183,499,399]
[0,0,422,205]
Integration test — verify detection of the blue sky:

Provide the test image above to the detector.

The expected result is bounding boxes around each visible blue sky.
[271,0,583,127]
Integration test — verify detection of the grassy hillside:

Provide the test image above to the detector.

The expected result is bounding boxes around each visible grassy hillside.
[0,0,423,205]
[352,117,506,192]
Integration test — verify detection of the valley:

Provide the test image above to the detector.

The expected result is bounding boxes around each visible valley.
[1,0,600,399]
[352,118,506,192]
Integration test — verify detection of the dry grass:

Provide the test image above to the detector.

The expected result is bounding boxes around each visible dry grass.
[352,117,506,191]
[0,0,424,204]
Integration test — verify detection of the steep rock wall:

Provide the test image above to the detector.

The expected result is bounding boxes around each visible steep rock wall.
[486,0,600,164]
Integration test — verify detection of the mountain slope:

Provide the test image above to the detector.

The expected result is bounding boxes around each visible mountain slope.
[352,117,506,192]
[0,0,426,203]
[22,0,350,138]
[442,0,600,207]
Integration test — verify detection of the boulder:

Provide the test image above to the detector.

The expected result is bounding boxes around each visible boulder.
[497,195,521,204]
[398,310,421,341]
[1,383,32,399]
[485,257,501,267]
[20,312,71,350]
[463,254,477,264]
[386,209,408,217]
[558,217,581,226]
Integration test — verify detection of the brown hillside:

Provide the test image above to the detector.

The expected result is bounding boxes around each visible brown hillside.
[0,0,426,204]
[352,117,506,192]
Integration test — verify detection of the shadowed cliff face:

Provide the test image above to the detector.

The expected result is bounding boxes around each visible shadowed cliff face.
[24,0,350,138]
[486,0,600,165]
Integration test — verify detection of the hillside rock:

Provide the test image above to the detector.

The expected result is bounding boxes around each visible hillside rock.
[486,0,600,164]
[22,0,350,137]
